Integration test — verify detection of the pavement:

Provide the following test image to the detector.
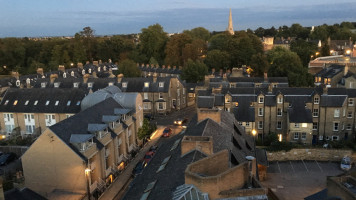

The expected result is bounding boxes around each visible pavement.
[99,126,165,200]
[261,160,344,200]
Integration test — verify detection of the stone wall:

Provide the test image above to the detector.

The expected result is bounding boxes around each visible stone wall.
[267,148,354,161]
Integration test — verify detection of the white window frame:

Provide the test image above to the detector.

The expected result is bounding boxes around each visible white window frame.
[159,82,164,87]
[294,132,299,140]
[258,108,264,116]
[347,124,352,130]
[295,123,300,128]
[334,109,340,118]
[277,108,282,116]
[313,109,318,117]
[277,97,283,104]
[258,96,264,104]
[312,122,318,130]
[333,122,339,131]
[258,121,263,129]
[301,132,307,140]
[122,82,128,88]
[277,121,282,129]
[348,98,354,106]
[348,111,353,118]
[144,82,149,88]
[314,97,319,104]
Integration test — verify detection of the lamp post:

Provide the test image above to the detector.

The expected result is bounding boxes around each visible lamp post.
[85,168,91,200]
[251,129,259,180]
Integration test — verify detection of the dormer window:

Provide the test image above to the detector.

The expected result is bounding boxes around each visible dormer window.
[73,82,79,88]
[16,80,20,87]
[34,100,38,105]
[277,97,283,104]
[108,82,114,86]
[235,102,239,107]
[144,82,149,88]
[258,96,264,103]
[122,82,128,88]
[45,101,50,106]
[55,101,59,106]
[88,82,93,88]
[54,82,60,88]
[159,82,164,87]
[67,101,71,106]
[41,82,46,88]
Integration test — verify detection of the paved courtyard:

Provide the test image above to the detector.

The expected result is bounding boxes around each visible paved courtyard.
[262,160,344,200]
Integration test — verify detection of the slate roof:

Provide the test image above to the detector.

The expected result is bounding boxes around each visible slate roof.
[314,64,344,78]
[320,95,347,107]
[49,97,125,161]
[327,88,356,98]
[197,96,215,108]
[139,66,182,75]
[0,88,86,113]
[123,132,206,200]
[231,96,255,122]
[118,77,172,93]
[5,188,47,200]
[227,77,288,84]
[288,102,313,123]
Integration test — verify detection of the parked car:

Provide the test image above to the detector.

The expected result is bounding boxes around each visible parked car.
[144,151,155,164]
[162,127,172,137]
[0,153,17,166]
[174,118,187,126]
[149,145,158,153]
[132,160,146,177]
[341,156,352,171]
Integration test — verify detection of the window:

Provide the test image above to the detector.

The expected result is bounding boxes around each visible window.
[55,101,59,106]
[333,122,339,131]
[159,93,163,99]
[4,100,9,105]
[258,121,263,129]
[348,98,354,106]
[76,101,81,106]
[313,122,318,130]
[45,101,50,106]
[314,97,319,104]
[348,111,353,118]
[177,89,180,97]
[122,82,128,88]
[225,96,230,103]
[13,100,18,106]
[24,100,29,105]
[41,82,46,88]
[332,136,339,141]
[258,96,264,103]
[235,102,239,107]
[182,97,186,104]
[301,132,307,140]
[54,82,60,88]
[294,132,299,140]
[144,82,149,88]
[302,123,307,128]
[158,102,166,110]
[159,82,164,87]
[277,97,283,104]
[277,108,282,116]
[182,88,185,95]
[73,82,79,88]
[347,124,352,130]
[144,93,148,99]
[295,123,300,128]
[334,109,340,117]
[238,122,243,125]
[66,114,74,119]
[34,100,38,105]
[277,121,282,129]
[88,82,93,88]
[67,101,71,106]
[143,102,151,110]
[258,108,264,116]
[245,122,250,127]
[313,109,319,117]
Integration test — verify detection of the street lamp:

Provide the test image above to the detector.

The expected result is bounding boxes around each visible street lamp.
[346,49,351,55]
[251,129,259,180]
[85,168,91,200]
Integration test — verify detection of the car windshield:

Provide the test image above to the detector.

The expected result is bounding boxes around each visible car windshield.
[342,159,351,165]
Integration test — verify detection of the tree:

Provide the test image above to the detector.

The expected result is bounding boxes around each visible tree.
[79,27,96,62]
[140,24,168,64]
[250,53,269,77]
[181,59,208,83]
[165,33,192,66]
[208,33,231,51]
[138,118,156,141]
[183,27,210,41]
[321,42,330,57]
[290,39,318,67]
[204,50,230,71]
[118,59,141,77]
[267,47,312,87]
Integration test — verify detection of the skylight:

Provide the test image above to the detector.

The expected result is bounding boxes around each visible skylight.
[4,100,9,105]
[34,100,38,105]
[45,101,50,106]
[156,155,171,173]
[13,100,18,106]
[144,180,157,193]
[170,139,181,151]
[76,101,81,106]
[24,100,29,105]
[67,101,71,106]
[55,101,59,106]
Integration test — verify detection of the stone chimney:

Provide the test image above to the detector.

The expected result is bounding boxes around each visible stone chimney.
[264,72,268,82]
[212,68,215,75]
[92,71,98,78]
[155,64,159,68]
[99,60,102,65]
[150,64,154,68]
[197,108,221,123]
[153,73,157,83]
[117,74,124,83]
[83,74,90,84]
[146,64,150,68]
[323,85,328,94]
[37,68,44,76]
[108,69,115,78]
[173,66,177,70]
[179,66,182,70]
[86,61,90,65]
[93,61,98,66]
[11,71,19,79]
[344,64,349,76]
[181,136,213,156]
[58,65,65,72]
[50,74,58,84]
[162,65,166,69]
[167,65,171,69]
[77,63,83,69]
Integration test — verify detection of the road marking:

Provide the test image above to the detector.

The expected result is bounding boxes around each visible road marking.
[315,160,323,172]
[277,161,281,173]
[302,160,309,172]
[290,161,295,173]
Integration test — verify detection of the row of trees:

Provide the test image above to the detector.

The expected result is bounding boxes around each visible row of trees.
[0,22,354,86]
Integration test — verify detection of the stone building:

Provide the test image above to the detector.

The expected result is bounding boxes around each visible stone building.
[22,87,142,199]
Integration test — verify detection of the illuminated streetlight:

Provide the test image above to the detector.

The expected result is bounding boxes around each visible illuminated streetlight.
[346,50,351,55]
[252,129,257,137]
[85,168,91,200]
[330,50,334,54]
[315,52,320,56]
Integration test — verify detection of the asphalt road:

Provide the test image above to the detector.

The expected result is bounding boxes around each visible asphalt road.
[150,105,196,126]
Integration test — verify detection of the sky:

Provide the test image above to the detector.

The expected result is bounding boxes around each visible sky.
[0,0,356,37]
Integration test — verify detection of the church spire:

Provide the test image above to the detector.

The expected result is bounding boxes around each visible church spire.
[227,8,234,35]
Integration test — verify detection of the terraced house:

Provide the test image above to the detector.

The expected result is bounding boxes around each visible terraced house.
[197,87,356,144]
[22,86,143,200]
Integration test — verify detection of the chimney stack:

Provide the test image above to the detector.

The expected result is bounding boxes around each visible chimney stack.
[93,61,98,66]
[153,73,157,83]
[37,68,44,76]
[264,72,268,82]
[117,74,124,83]
[83,74,90,84]
[162,65,166,69]
[50,74,58,84]
[58,65,65,72]
[92,71,98,78]
[11,71,19,79]
[77,63,83,69]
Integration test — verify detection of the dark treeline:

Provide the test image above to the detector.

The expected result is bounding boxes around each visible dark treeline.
[0,22,355,85]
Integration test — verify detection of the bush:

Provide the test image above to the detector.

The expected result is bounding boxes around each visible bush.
[267,141,295,152]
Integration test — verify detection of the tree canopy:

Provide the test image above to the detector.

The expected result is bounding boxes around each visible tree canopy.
[181,59,208,83]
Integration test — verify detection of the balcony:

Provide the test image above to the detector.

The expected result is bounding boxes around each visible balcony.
[105,167,112,177]
[89,181,98,193]
[99,131,112,146]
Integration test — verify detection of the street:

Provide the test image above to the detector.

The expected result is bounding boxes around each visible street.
[151,105,196,126]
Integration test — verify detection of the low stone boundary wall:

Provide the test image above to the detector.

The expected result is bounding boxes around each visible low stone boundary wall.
[0,146,28,157]
[267,148,354,162]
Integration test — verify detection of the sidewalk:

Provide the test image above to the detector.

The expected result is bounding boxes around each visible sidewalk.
[98,127,164,200]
